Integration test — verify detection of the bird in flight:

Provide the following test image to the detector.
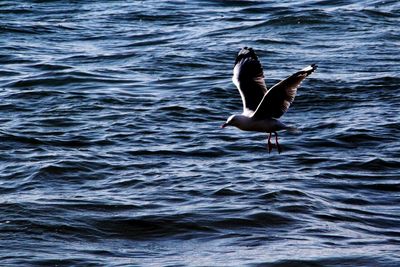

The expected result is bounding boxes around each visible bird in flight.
[222,47,317,153]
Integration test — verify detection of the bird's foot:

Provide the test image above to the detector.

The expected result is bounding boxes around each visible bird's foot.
[268,141,273,153]
[267,133,273,153]
[275,132,282,154]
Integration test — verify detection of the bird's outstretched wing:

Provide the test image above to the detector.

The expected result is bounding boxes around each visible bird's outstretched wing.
[252,64,317,119]
[232,47,267,115]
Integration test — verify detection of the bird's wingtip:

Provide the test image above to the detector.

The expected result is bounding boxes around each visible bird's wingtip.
[299,64,318,75]
[238,46,255,56]
[234,47,258,66]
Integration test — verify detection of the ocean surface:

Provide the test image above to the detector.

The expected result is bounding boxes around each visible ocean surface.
[1,1,399,266]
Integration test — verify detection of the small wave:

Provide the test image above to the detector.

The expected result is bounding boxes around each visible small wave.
[341,198,372,205]
[0,24,54,35]
[213,187,243,196]
[0,131,45,145]
[27,259,94,266]
[1,130,114,148]
[6,89,65,99]
[0,53,36,64]
[122,37,177,48]
[363,8,400,19]
[363,183,400,192]
[0,70,21,76]
[55,202,142,212]
[9,73,127,88]
[32,160,113,182]
[128,147,227,158]
[257,189,313,204]
[91,215,216,239]
[157,105,188,112]
[327,157,400,171]
[30,63,72,71]
[250,256,389,267]
[335,132,385,144]
[0,7,33,15]
[212,212,294,229]
[256,38,301,45]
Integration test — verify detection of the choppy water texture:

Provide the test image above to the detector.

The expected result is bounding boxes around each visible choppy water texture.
[1,0,400,266]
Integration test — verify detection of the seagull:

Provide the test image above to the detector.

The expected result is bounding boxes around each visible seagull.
[222,47,317,153]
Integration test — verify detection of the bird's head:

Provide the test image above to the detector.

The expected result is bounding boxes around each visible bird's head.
[221,115,239,128]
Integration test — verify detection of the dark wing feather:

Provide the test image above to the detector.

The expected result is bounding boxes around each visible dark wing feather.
[232,47,267,115]
[252,64,317,119]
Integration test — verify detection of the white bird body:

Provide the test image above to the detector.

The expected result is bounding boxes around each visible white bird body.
[225,114,287,133]
[222,47,317,152]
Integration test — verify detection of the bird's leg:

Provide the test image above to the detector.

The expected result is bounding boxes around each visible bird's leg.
[275,131,282,154]
[267,132,272,153]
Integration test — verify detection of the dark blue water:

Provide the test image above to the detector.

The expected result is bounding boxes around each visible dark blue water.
[1,1,400,266]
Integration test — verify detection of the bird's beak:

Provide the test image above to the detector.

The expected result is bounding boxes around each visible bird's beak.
[221,123,227,128]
